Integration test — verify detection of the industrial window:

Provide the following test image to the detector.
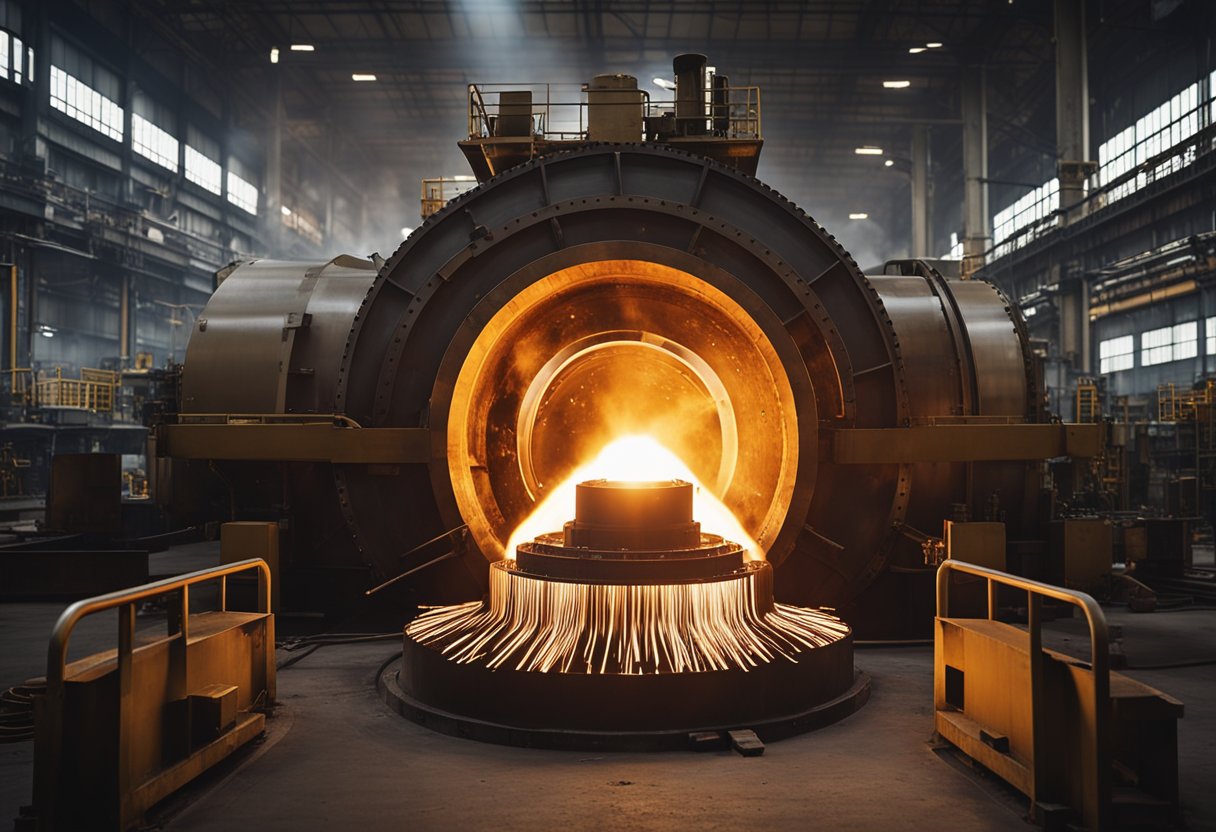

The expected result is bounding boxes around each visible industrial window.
[184,126,222,195]
[1141,322,1197,367]
[991,178,1059,259]
[0,0,25,85]
[1097,81,1203,205]
[132,114,179,172]
[184,145,222,194]
[1099,335,1134,374]
[226,170,258,215]
[1207,318,1216,356]
[49,65,124,142]
[131,92,179,172]
[0,29,27,84]
[49,36,124,142]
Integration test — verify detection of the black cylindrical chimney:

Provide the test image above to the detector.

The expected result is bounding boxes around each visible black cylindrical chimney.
[673,53,707,136]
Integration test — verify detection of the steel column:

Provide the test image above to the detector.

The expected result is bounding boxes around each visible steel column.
[1054,0,1092,220]
[264,70,284,253]
[962,67,989,277]
[911,125,931,258]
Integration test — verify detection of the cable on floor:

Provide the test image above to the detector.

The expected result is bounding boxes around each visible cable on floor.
[274,632,402,670]
[0,682,43,743]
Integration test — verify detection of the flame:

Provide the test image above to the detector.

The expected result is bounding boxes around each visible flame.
[505,434,762,559]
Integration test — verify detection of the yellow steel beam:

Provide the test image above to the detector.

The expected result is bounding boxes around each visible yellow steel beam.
[158,424,431,464]
[829,423,1104,464]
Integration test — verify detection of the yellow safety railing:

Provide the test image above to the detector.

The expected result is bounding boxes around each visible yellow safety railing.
[36,559,274,830]
[30,367,118,412]
[1075,380,1100,423]
[1158,379,1215,422]
[936,560,1110,830]
[421,177,478,219]
[466,81,762,142]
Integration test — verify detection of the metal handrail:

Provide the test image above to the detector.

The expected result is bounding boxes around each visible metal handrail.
[465,81,763,142]
[937,559,1109,676]
[47,558,271,687]
[936,559,1110,828]
[38,559,272,830]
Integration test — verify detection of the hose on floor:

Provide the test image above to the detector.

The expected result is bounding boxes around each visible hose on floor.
[275,633,402,670]
[0,682,42,743]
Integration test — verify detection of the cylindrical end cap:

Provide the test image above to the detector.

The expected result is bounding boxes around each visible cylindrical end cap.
[566,480,700,550]
[672,53,708,74]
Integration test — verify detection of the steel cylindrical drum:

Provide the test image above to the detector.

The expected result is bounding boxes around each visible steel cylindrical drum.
[177,146,1035,637]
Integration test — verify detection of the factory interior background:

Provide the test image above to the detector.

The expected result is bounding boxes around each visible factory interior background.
[1,0,1215,829]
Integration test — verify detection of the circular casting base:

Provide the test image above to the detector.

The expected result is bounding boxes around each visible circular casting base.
[379,638,870,751]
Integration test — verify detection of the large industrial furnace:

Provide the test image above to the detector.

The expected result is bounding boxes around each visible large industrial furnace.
[158,56,1099,643]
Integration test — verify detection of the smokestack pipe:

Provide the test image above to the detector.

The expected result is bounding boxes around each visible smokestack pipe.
[673,53,707,136]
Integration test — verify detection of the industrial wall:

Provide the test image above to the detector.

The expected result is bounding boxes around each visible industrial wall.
[0,0,360,385]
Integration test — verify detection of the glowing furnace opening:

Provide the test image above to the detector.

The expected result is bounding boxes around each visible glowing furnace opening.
[442,258,806,565]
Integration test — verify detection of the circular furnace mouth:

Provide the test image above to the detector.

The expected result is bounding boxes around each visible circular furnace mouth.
[380,480,869,749]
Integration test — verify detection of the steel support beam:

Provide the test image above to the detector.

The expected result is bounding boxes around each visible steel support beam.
[1058,272,1091,377]
[962,67,989,277]
[829,423,1104,464]
[911,125,931,258]
[264,69,284,254]
[158,424,431,464]
[1054,0,1093,221]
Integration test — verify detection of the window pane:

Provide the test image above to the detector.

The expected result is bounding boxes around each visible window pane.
[132,112,179,172]
[1099,335,1134,373]
[49,64,124,142]
[184,145,222,194]
[226,170,258,215]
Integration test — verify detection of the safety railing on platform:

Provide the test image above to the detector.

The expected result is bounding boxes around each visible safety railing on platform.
[1157,379,1215,422]
[1075,380,1101,423]
[34,558,274,830]
[420,176,477,219]
[9,366,119,412]
[936,560,1110,830]
[466,81,762,142]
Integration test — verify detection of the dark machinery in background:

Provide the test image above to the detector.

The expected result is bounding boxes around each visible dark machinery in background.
[152,55,1106,638]
[1050,376,1216,606]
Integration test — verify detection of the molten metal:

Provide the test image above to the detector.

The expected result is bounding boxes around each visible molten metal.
[391,479,866,745]
[407,562,849,674]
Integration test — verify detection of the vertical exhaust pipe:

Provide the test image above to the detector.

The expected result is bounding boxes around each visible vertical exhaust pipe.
[673,53,707,136]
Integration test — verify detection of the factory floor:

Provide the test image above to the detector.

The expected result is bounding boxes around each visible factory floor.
[2,546,1214,831]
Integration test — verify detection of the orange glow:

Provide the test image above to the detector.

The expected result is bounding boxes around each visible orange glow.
[505,434,762,559]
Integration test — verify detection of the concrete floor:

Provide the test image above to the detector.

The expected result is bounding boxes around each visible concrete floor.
[2,548,1214,831]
